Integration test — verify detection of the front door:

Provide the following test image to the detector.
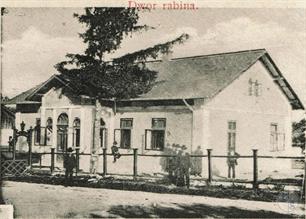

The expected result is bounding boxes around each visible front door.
[57,126,68,152]
[57,113,69,152]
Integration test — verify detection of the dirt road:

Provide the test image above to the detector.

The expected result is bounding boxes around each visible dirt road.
[2,181,304,218]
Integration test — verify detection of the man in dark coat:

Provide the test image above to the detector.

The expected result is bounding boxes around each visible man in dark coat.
[64,147,76,186]
[227,150,240,178]
[175,145,191,188]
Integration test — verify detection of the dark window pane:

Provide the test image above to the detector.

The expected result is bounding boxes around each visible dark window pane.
[151,130,165,150]
[120,129,131,149]
[75,129,80,147]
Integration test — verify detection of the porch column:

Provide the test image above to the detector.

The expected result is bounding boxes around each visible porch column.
[40,107,46,152]
[67,108,73,148]
[80,107,86,151]
[52,109,57,150]
[202,108,210,150]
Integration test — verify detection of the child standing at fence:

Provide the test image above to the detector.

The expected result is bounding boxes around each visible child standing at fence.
[90,148,99,174]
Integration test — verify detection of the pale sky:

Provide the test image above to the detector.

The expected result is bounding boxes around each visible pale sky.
[2,8,306,109]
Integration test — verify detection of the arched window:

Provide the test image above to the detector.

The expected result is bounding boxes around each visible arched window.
[46,118,53,145]
[57,113,69,126]
[57,113,68,151]
[73,118,81,147]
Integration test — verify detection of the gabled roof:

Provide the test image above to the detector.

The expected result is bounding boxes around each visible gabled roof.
[5,74,71,105]
[140,49,265,100]
[6,49,304,110]
[128,49,303,110]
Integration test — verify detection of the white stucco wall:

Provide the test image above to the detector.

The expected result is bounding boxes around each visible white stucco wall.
[204,60,301,178]
[101,107,193,175]
[39,88,95,171]
[0,129,13,145]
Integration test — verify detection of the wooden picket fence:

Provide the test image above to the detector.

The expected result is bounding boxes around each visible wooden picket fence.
[28,148,305,191]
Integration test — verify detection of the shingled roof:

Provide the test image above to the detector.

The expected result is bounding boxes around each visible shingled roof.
[129,49,303,110]
[5,49,304,110]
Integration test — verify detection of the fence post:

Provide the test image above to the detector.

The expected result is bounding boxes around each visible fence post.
[0,149,2,178]
[51,148,55,173]
[133,148,138,180]
[39,155,42,169]
[103,148,107,176]
[207,149,212,185]
[252,149,258,190]
[75,148,80,176]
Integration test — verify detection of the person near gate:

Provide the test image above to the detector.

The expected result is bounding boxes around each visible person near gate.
[227,149,240,178]
[191,145,203,177]
[8,136,14,152]
[175,145,191,188]
[111,141,121,163]
[181,145,191,188]
[64,147,77,186]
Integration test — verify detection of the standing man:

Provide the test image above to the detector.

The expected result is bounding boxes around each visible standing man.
[64,147,76,186]
[181,145,191,188]
[90,148,99,174]
[227,149,240,178]
[193,146,203,177]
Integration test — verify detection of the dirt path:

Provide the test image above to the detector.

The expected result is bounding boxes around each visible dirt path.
[2,181,304,218]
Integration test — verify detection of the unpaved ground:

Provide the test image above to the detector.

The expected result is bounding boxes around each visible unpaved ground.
[2,181,305,218]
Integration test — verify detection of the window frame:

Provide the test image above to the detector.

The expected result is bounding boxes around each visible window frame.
[145,118,166,151]
[248,78,262,97]
[113,118,133,149]
[45,118,53,146]
[270,123,285,152]
[227,120,237,152]
[72,118,81,148]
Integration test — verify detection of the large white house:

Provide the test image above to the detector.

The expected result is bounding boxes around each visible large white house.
[5,49,304,178]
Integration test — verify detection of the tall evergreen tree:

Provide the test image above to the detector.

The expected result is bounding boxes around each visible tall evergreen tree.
[55,8,189,99]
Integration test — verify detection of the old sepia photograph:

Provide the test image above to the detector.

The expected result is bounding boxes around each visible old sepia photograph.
[0,1,305,218]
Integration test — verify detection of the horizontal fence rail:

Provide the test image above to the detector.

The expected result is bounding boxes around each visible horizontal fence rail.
[1,147,305,192]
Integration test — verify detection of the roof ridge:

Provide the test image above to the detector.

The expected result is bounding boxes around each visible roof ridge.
[170,48,267,61]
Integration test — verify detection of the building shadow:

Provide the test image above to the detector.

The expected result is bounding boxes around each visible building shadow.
[104,203,301,218]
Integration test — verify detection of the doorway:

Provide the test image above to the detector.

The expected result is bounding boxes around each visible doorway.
[57,113,68,152]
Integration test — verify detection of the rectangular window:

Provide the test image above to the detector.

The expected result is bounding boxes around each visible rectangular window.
[114,118,133,149]
[145,118,166,151]
[73,129,80,147]
[270,123,285,151]
[248,79,254,96]
[249,79,262,97]
[227,121,236,151]
[255,81,262,97]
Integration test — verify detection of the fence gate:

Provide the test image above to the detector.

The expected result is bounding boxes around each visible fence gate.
[0,159,28,176]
